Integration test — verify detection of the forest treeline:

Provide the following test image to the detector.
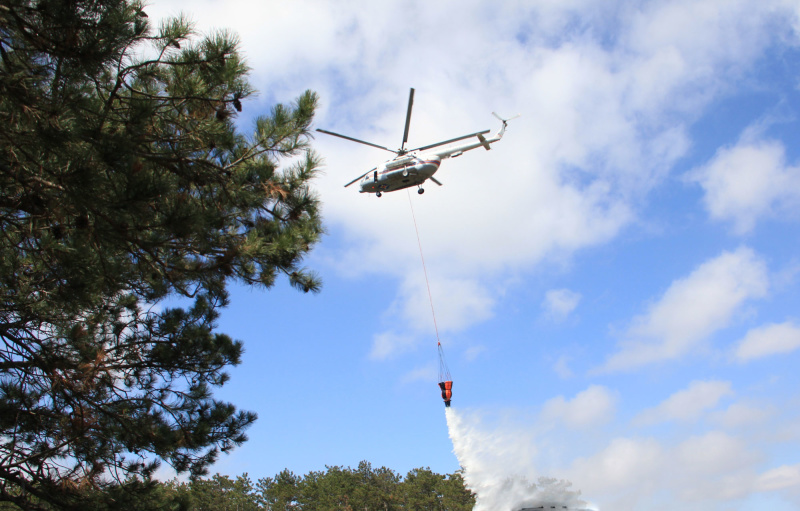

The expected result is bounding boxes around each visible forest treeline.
[0,461,474,510]
[165,461,475,510]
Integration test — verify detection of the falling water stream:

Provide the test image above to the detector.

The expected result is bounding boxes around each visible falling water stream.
[446,408,598,511]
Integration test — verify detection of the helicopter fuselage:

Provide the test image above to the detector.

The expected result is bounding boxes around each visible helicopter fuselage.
[316,87,517,196]
[358,155,441,194]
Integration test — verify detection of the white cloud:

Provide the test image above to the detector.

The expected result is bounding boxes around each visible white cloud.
[676,431,756,476]
[366,273,496,361]
[568,431,762,506]
[542,288,582,322]
[464,345,487,362]
[400,363,436,384]
[709,402,772,429]
[553,355,574,379]
[369,331,417,360]
[672,431,762,502]
[634,380,734,426]
[755,464,800,492]
[541,385,617,429]
[625,0,776,81]
[397,274,495,334]
[598,247,769,372]
[569,437,664,493]
[691,138,800,234]
[733,321,800,362]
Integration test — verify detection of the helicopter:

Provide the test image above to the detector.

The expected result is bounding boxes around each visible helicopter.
[317,88,518,197]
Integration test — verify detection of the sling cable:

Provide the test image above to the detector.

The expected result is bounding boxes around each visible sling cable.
[408,192,453,407]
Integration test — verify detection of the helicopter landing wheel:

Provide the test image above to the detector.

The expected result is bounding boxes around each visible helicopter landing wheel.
[376,192,382,198]
[417,188,425,195]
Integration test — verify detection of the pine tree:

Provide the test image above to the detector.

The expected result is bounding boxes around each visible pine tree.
[0,1,323,508]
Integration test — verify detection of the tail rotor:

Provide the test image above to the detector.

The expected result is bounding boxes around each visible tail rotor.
[492,111,521,126]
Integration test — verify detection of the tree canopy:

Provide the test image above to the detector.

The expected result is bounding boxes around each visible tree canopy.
[0,0,323,508]
[169,463,475,511]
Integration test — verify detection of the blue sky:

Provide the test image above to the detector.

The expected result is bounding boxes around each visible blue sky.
[145,1,800,509]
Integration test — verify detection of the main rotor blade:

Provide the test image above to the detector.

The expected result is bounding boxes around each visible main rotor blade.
[410,129,491,152]
[400,88,415,152]
[344,167,377,188]
[317,129,396,154]
[429,176,443,186]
